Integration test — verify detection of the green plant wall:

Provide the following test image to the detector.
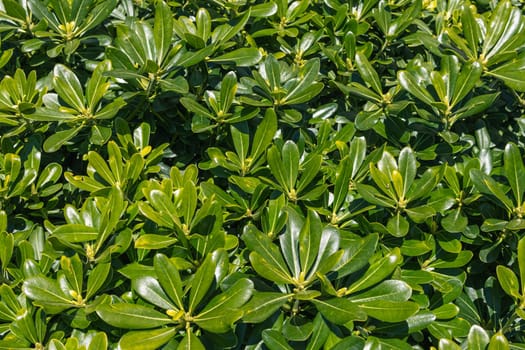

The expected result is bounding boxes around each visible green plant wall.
[0,0,524,349]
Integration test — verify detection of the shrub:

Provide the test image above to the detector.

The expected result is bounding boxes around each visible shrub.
[0,0,524,349]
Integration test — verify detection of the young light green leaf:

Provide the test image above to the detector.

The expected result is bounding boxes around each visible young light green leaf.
[496,265,520,299]
[488,331,510,350]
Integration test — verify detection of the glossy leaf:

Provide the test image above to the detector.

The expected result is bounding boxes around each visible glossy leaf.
[312,298,366,324]
[96,303,172,329]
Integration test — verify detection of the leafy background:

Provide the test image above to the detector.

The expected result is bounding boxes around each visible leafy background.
[0,0,525,349]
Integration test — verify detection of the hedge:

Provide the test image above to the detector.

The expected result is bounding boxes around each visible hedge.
[0,0,524,349]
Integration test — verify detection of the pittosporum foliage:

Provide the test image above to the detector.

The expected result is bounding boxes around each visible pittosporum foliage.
[0,0,524,349]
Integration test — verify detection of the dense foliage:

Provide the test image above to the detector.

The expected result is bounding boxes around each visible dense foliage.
[0,0,525,349]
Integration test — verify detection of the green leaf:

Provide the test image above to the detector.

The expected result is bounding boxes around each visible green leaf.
[470,169,514,212]
[231,122,249,162]
[22,276,73,313]
[284,82,324,105]
[299,210,322,275]
[242,292,291,323]
[178,45,216,67]
[194,278,253,333]
[406,166,443,201]
[196,8,211,42]
[348,280,412,303]
[52,224,99,243]
[312,298,366,324]
[451,61,482,107]
[154,1,173,64]
[360,300,419,322]
[482,2,524,65]
[346,248,402,294]
[387,212,410,237]
[160,76,189,94]
[331,336,366,350]
[280,208,302,278]
[467,325,490,350]
[282,315,313,341]
[219,71,237,113]
[119,328,176,350]
[133,276,177,311]
[487,55,525,91]
[335,233,378,278]
[43,125,83,153]
[496,265,520,299]
[154,254,185,311]
[96,303,172,329]
[282,141,299,192]
[488,331,510,350]
[60,254,83,294]
[442,208,468,233]
[85,62,110,110]
[141,189,180,228]
[249,252,294,284]
[306,314,330,350]
[135,234,177,250]
[519,237,525,295]
[80,0,116,33]
[0,232,14,270]
[86,263,110,300]
[53,64,85,111]
[93,98,126,119]
[398,147,416,198]
[28,0,61,33]
[209,48,262,67]
[250,108,277,162]
[355,51,382,95]
[178,329,205,350]
[262,330,294,350]
[242,225,292,283]
[90,125,112,145]
[356,183,396,208]
[461,3,480,58]
[504,143,525,206]
[439,339,461,350]
[398,70,435,106]
[188,253,214,313]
